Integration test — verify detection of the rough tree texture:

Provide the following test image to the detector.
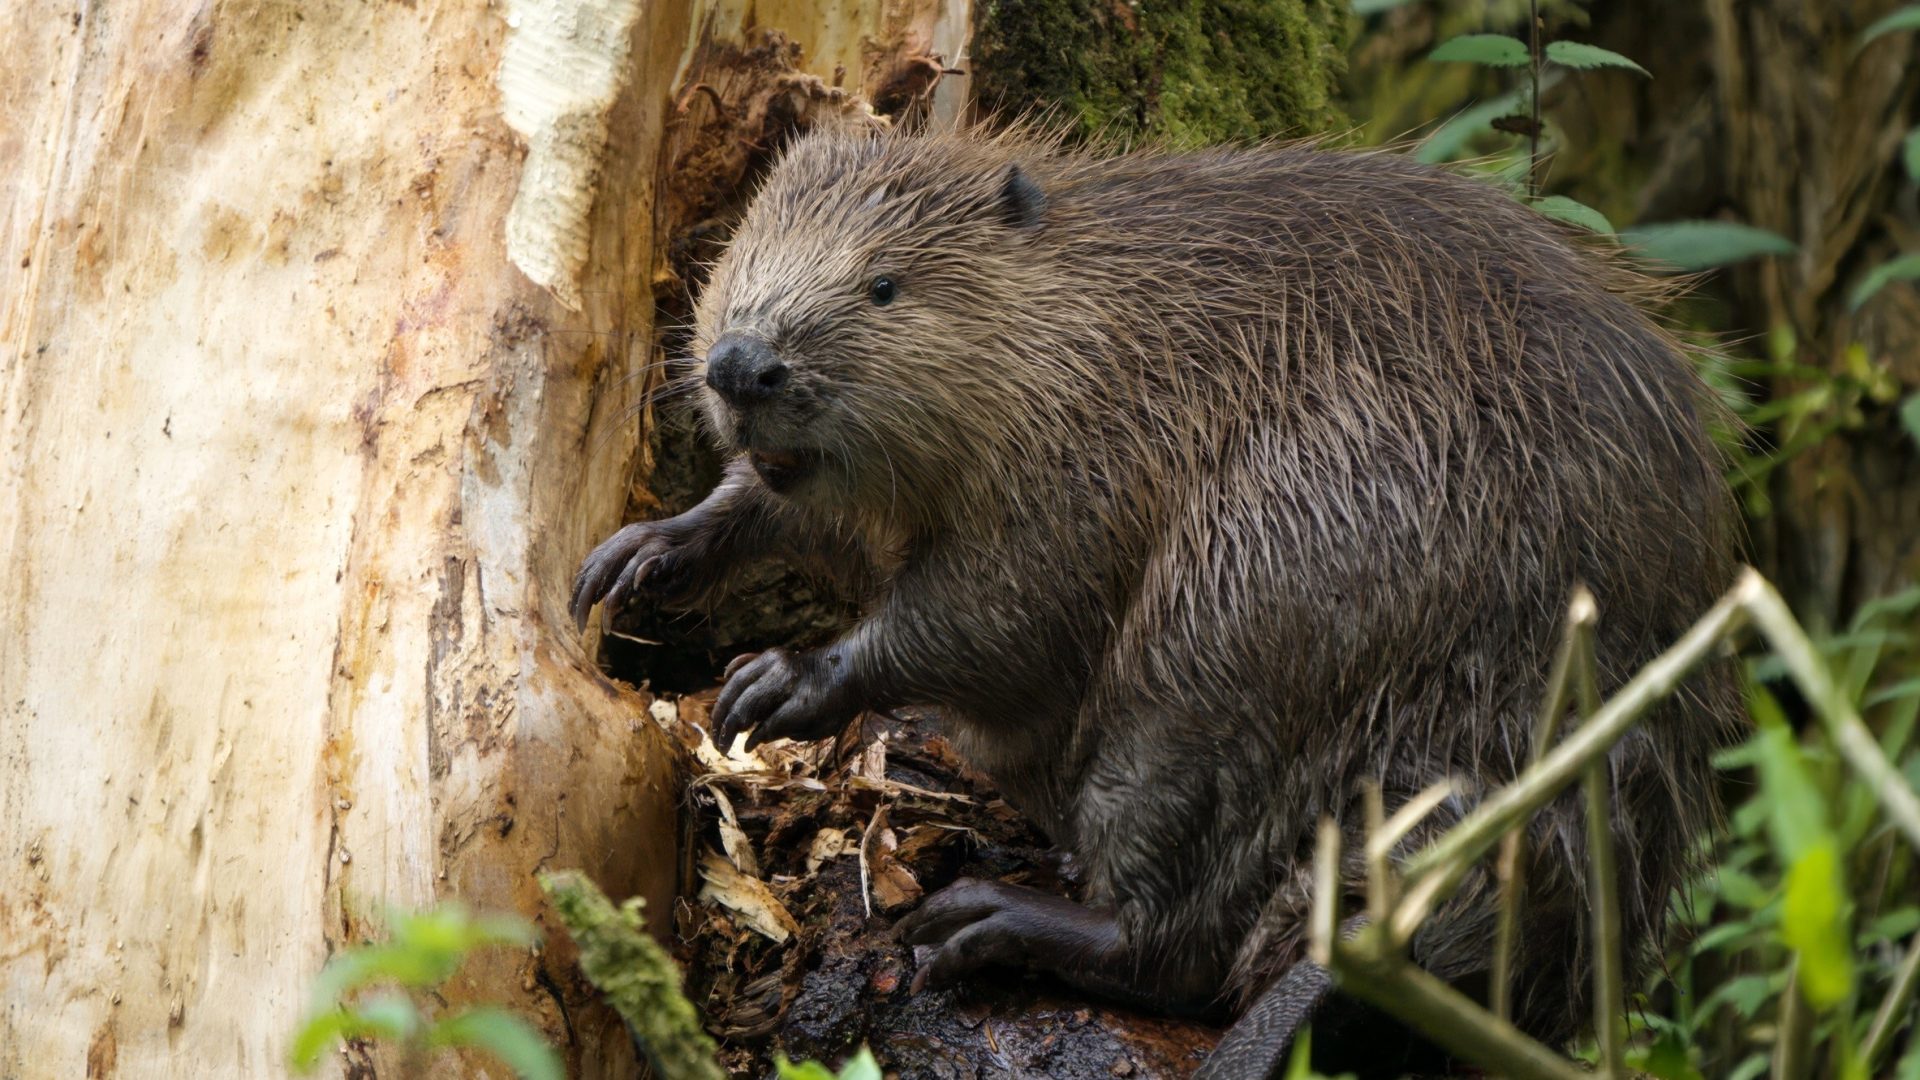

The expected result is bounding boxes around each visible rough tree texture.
[969,0,1347,139]
[0,0,962,1076]
[1577,0,1920,627]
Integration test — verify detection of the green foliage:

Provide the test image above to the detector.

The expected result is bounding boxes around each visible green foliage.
[1621,220,1798,271]
[425,1009,566,1080]
[1904,129,1920,181]
[1542,40,1649,75]
[775,1047,883,1080]
[1862,5,1920,46]
[1902,394,1920,452]
[1849,253,1920,310]
[540,870,727,1080]
[1531,194,1614,234]
[1429,33,1532,67]
[1642,589,1920,1078]
[290,905,559,1080]
[1749,691,1855,1008]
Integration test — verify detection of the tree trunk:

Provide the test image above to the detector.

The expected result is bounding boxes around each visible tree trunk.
[1699,0,1920,628]
[1576,0,1920,628]
[0,0,961,1076]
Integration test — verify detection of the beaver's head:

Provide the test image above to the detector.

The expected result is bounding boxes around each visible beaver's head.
[690,129,1053,511]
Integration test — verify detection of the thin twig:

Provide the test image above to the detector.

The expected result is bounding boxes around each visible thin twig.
[1571,590,1624,1080]
[1393,572,1760,942]
[1744,581,1920,852]
[1492,594,1585,1025]
[1860,931,1920,1070]
[1367,781,1457,864]
[1527,0,1543,197]
[1309,816,1341,969]
[1332,929,1590,1080]
[1773,961,1813,1080]
[1366,783,1395,924]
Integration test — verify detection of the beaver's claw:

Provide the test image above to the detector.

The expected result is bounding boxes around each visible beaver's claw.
[570,520,698,631]
[710,647,860,751]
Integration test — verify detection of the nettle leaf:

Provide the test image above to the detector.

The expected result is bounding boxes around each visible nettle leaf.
[289,998,418,1071]
[427,1008,563,1080]
[1862,5,1920,46]
[1532,195,1615,234]
[1849,253,1920,309]
[1430,34,1532,68]
[1544,41,1650,76]
[1622,221,1796,272]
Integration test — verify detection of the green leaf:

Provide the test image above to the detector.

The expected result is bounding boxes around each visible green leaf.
[1416,82,1557,164]
[1622,221,1797,272]
[1429,34,1532,68]
[1714,865,1773,909]
[1532,195,1615,234]
[837,1047,883,1080]
[1351,0,1419,14]
[1862,907,1920,944]
[427,1008,563,1080]
[1544,41,1650,76]
[1854,584,1920,627]
[1902,393,1920,451]
[1727,1053,1772,1080]
[1905,128,1920,181]
[1751,699,1829,861]
[1700,973,1779,1021]
[1781,842,1855,1008]
[1849,253,1920,309]
[309,944,460,1008]
[776,1057,842,1080]
[1868,679,1920,711]
[288,998,419,1071]
[1862,5,1920,45]
[1691,919,1757,954]
[1626,1025,1705,1080]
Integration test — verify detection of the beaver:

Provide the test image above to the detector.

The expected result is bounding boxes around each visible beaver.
[571,126,1739,1077]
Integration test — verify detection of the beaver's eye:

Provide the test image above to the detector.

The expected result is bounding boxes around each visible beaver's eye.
[869,276,896,307]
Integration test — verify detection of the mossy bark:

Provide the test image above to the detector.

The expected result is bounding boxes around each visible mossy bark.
[969,0,1348,141]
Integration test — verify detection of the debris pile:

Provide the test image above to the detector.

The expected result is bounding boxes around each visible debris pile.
[642,693,1221,1078]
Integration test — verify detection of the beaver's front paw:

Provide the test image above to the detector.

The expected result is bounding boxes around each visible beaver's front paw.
[570,518,709,630]
[710,647,861,751]
[895,878,1115,993]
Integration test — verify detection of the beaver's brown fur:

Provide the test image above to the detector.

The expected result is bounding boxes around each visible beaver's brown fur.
[573,125,1741,1076]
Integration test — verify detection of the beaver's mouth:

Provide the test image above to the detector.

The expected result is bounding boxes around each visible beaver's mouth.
[748,447,820,493]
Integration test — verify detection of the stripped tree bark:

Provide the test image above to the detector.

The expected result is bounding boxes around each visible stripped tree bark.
[0,0,962,1075]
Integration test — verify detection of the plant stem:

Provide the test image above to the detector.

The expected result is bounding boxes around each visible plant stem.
[1744,582,1920,853]
[1492,594,1583,1028]
[1393,572,1759,940]
[1861,932,1920,1070]
[1572,598,1625,1080]
[1332,931,1590,1080]
[1528,0,1543,197]
[1774,962,1813,1080]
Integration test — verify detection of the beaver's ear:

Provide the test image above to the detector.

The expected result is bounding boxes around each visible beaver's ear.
[999,164,1047,231]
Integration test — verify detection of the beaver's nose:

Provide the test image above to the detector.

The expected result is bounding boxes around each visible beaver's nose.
[704,334,790,407]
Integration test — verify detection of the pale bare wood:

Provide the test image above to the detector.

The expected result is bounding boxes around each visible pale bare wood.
[0,0,966,1076]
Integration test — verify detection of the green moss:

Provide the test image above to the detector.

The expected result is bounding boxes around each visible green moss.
[970,0,1347,142]
[539,871,724,1080]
